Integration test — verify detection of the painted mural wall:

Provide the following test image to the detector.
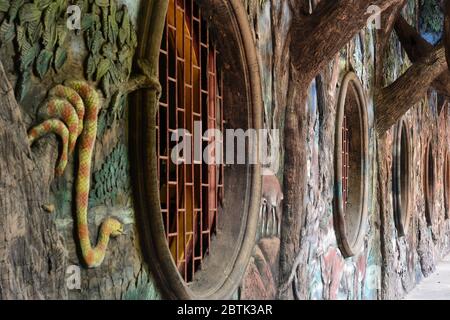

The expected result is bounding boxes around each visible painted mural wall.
[240,0,450,300]
[2,0,450,300]
[241,0,381,300]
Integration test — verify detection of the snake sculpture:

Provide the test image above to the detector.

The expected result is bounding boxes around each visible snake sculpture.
[28,80,123,268]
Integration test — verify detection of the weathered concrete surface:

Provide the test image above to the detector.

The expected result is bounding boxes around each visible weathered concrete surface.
[405,254,450,300]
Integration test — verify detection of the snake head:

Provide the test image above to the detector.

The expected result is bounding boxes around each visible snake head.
[106,218,124,237]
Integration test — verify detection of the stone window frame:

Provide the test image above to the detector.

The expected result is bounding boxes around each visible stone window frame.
[424,138,435,226]
[333,72,369,258]
[392,119,412,237]
[444,151,450,220]
[130,0,263,299]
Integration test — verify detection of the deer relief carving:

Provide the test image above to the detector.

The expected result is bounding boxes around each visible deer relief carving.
[260,168,284,239]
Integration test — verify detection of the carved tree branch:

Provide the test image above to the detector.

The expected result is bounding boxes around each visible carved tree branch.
[394,15,450,97]
[290,0,403,83]
[375,45,447,134]
[394,15,433,61]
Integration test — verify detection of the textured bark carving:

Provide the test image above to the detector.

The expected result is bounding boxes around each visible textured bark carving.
[375,46,447,134]
[0,61,67,299]
[291,0,402,83]
[395,15,450,97]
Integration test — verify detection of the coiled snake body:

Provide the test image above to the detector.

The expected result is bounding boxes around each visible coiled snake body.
[28,80,123,268]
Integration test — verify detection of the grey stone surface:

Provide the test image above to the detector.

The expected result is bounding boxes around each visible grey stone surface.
[405,254,450,300]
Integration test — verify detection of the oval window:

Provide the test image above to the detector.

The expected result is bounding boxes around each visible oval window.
[392,120,412,236]
[334,72,369,258]
[424,139,435,226]
[444,152,450,220]
[130,0,262,299]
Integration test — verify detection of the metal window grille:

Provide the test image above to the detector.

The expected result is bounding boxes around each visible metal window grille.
[157,0,224,283]
[342,114,349,212]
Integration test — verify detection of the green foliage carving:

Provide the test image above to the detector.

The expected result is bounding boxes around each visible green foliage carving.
[123,271,161,300]
[0,0,137,104]
[89,143,131,208]
[0,0,69,100]
[0,0,10,12]
[77,0,137,98]
[96,91,126,138]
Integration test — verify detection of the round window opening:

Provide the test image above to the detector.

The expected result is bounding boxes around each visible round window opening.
[392,120,412,236]
[424,140,435,226]
[334,72,369,258]
[131,0,262,299]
